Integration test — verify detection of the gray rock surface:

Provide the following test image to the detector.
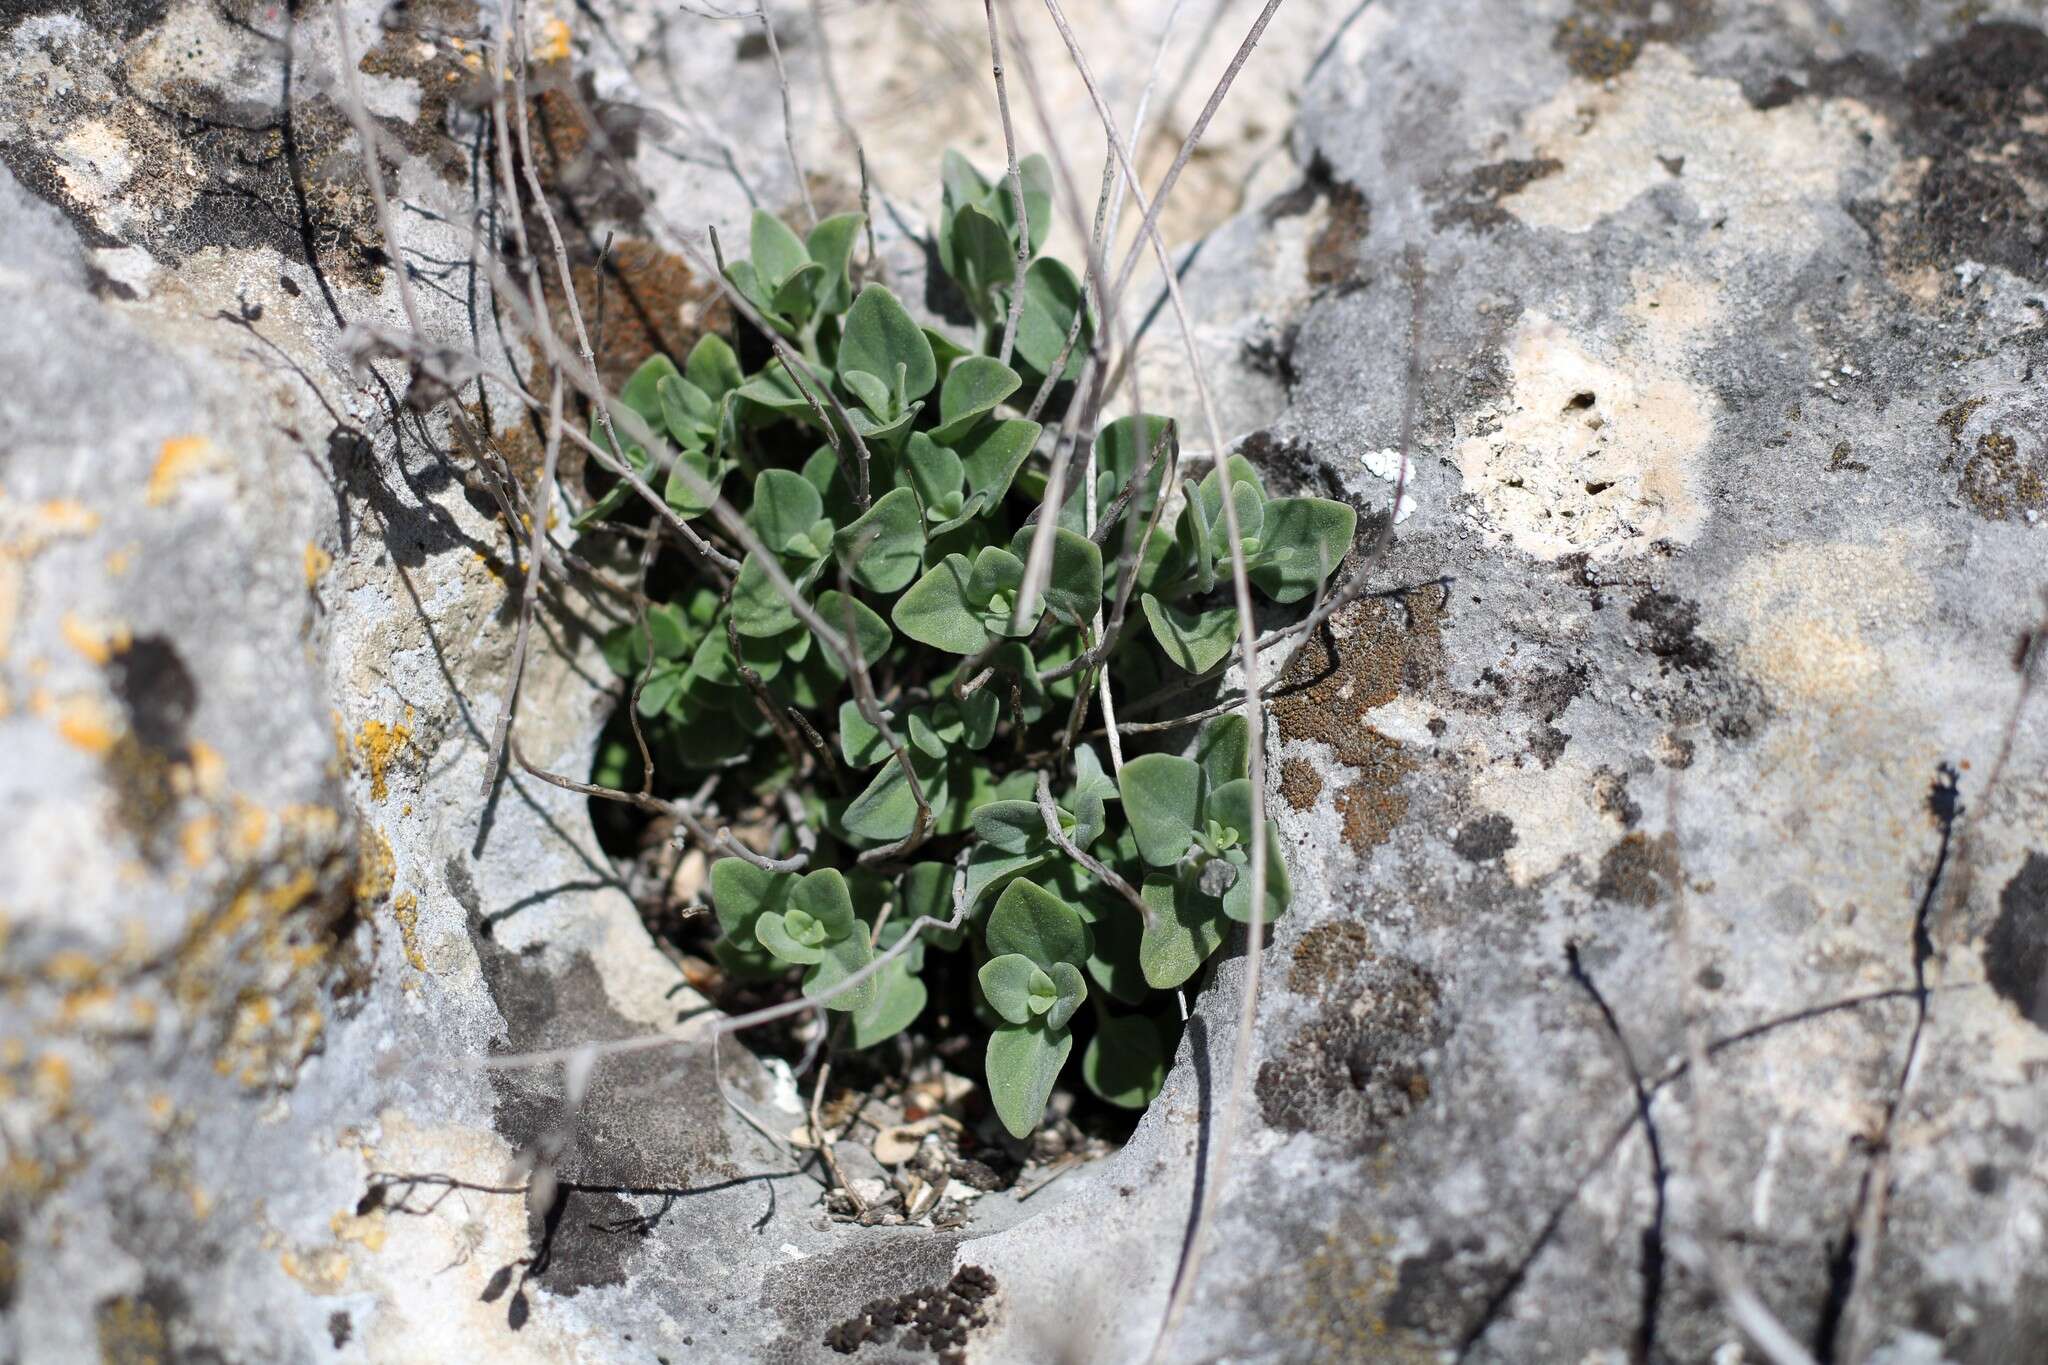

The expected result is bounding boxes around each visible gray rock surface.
[2,1,2045,1363]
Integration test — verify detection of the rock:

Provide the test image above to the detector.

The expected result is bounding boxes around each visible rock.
[2,0,2045,1362]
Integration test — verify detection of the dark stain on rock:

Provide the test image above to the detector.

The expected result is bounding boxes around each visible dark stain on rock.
[327,1310,352,1348]
[1985,851,2048,1028]
[1552,0,1714,80]
[470,921,735,1203]
[93,1276,187,1365]
[1267,153,1371,291]
[1814,24,2048,285]
[1629,590,1716,671]
[1280,755,1325,811]
[106,635,197,757]
[528,1187,649,1299]
[1430,156,1563,232]
[1238,427,1347,501]
[1384,1235,1506,1340]
[1257,953,1444,1151]
[1288,921,1374,995]
[1593,766,1641,828]
[1272,591,1445,854]
[1958,430,2046,522]
[760,1231,967,1360]
[1452,812,1517,863]
[1593,831,1680,906]
[1827,440,1870,473]
[822,1265,998,1360]
[1896,24,2048,284]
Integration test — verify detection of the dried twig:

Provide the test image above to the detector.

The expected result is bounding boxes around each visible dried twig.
[981,0,1032,365]
[1035,771,1152,927]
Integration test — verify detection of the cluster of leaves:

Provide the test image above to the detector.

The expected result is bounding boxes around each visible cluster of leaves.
[591,153,1354,1138]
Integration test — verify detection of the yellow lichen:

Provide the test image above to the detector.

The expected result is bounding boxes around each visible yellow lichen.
[330,1208,388,1253]
[355,711,413,801]
[391,891,426,972]
[536,16,572,62]
[53,693,118,753]
[303,541,332,588]
[354,824,396,904]
[59,612,127,664]
[146,435,215,506]
[180,814,219,867]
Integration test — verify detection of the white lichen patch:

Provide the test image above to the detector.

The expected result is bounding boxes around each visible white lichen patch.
[1456,311,1711,560]
[1501,44,1886,259]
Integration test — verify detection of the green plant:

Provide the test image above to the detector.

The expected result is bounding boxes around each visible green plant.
[588,152,1354,1138]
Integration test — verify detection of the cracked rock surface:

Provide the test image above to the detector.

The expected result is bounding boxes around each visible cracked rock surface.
[2,1,2045,1362]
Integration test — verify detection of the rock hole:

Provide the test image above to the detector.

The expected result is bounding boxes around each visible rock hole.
[1566,391,1597,411]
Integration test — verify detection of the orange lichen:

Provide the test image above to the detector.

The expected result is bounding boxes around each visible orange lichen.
[147,435,215,505]
[303,541,333,587]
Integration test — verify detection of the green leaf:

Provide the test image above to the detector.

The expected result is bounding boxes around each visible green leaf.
[903,432,967,510]
[748,469,827,559]
[689,620,789,686]
[793,867,858,940]
[839,284,936,404]
[1083,1013,1167,1109]
[841,367,895,420]
[957,418,1041,510]
[950,203,1017,320]
[729,553,800,638]
[770,262,825,323]
[735,360,822,425]
[850,954,925,1047]
[1196,714,1251,789]
[1141,594,1236,674]
[664,446,727,518]
[1206,779,1292,924]
[1138,873,1226,989]
[840,746,945,843]
[754,910,825,965]
[924,326,972,375]
[832,487,924,594]
[657,373,717,446]
[710,858,792,948]
[1013,154,1056,256]
[1071,742,1118,806]
[986,878,1091,969]
[685,333,743,400]
[803,930,878,1013]
[986,1022,1072,1139]
[979,952,1050,1026]
[1008,526,1101,628]
[836,701,887,769]
[1013,257,1090,381]
[806,212,863,317]
[1074,888,1148,1005]
[937,149,992,280]
[1249,497,1358,604]
[972,799,1046,856]
[1118,754,1205,867]
[899,862,965,950]
[814,590,893,675]
[750,208,810,290]
[892,554,986,654]
[620,354,679,425]
[1043,961,1087,1031]
[967,545,1027,615]
[1094,414,1176,506]
[930,356,1022,445]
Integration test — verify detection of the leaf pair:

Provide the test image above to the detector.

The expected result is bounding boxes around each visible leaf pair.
[1116,714,1289,926]
[976,879,1093,1138]
[932,150,1091,381]
[725,208,863,337]
[710,861,877,1012]
[892,525,1102,655]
